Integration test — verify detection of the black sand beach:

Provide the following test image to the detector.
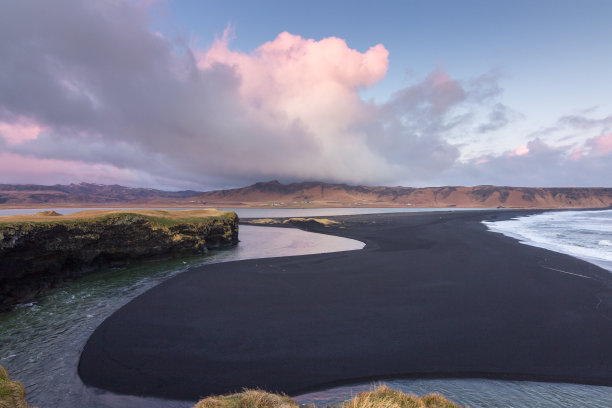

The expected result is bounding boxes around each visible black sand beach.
[78,210,612,400]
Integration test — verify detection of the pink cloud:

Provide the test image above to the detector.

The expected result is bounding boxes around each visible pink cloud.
[428,69,453,87]
[587,133,612,156]
[183,30,399,183]
[0,152,153,186]
[569,147,584,161]
[0,119,44,145]
[508,145,530,157]
[197,31,388,138]
[200,31,388,91]
[388,67,466,116]
[424,68,466,113]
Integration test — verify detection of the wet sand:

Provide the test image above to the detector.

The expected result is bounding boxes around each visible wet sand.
[78,210,612,400]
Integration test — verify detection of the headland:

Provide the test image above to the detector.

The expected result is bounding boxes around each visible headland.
[0,209,238,311]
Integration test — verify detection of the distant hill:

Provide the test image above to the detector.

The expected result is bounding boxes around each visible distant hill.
[0,183,199,207]
[196,181,612,209]
[1,181,612,209]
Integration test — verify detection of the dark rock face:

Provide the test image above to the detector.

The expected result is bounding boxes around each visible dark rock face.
[0,213,238,311]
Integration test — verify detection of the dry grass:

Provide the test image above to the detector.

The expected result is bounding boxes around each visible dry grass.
[419,393,462,408]
[248,218,280,224]
[247,218,339,227]
[0,209,228,224]
[247,217,339,226]
[192,386,462,408]
[0,365,33,408]
[194,389,298,408]
[284,218,339,226]
[342,386,462,408]
[0,372,463,408]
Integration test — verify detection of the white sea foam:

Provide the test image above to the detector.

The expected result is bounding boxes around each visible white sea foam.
[483,209,612,272]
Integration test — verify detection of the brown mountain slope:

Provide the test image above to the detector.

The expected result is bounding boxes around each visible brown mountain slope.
[1,181,611,209]
[0,183,199,207]
[196,180,612,209]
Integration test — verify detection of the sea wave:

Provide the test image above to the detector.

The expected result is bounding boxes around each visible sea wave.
[483,209,612,272]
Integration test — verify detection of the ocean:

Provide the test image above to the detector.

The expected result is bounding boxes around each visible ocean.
[0,207,611,407]
[483,209,612,272]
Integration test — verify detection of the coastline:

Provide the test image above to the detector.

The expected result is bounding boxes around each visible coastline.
[78,209,612,400]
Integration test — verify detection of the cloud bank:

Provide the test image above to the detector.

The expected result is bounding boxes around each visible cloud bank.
[0,0,610,189]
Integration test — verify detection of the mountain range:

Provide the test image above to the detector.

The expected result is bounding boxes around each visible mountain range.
[1,181,611,209]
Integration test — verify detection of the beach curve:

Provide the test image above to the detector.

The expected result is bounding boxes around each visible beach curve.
[78,210,612,400]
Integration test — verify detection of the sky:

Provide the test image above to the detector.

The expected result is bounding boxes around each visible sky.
[0,0,611,190]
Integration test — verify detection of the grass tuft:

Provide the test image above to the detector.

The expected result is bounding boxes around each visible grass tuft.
[247,218,339,227]
[342,386,424,408]
[284,218,339,226]
[192,386,463,408]
[0,365,34,408]
[420,393,461,408]
[341,386,462,408]
[194,389,298,408]
[247,218,279,224]
[35,211,62,216]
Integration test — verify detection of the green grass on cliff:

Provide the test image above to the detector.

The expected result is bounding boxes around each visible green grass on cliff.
[0,209,237,229]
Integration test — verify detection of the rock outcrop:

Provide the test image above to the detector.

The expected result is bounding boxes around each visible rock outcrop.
[0,210,238,311]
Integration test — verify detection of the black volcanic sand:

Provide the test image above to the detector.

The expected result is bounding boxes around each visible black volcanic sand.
[79,210,612,400]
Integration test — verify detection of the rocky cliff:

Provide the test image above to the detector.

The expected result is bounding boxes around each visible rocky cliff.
[0,209,238,311]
